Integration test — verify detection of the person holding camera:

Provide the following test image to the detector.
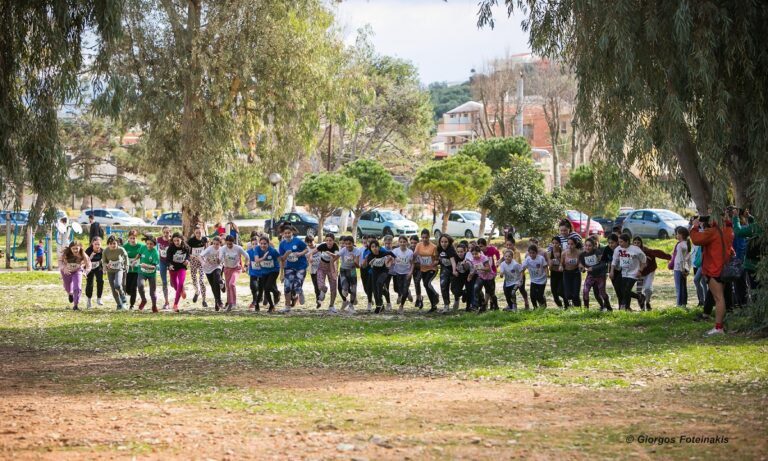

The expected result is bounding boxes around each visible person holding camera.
[690,212,735,336]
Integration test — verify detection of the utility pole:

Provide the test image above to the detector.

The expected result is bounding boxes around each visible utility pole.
[327,122,332,171]
[516,70,524,137]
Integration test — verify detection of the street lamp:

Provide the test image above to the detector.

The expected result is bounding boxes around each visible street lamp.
[268,173,282,239]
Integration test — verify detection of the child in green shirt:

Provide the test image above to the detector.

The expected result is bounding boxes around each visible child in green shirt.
[138,235,161,312]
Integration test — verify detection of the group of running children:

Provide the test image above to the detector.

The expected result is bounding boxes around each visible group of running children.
[57,218,698,315]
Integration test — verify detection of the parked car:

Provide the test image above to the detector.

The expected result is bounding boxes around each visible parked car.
[621,208,688,239]
[0,211,29,226]
[77,208,146,227]
[614,209,633,230]
[265,212,338,237]
[326,208,355,232]
[356,209,418,238]
[153,212,182,226]
[432,210,498,239]
[591,216,615,234]
[565,210,605,237]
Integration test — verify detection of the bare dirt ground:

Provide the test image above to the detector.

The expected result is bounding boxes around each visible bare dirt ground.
[0,349,765,460]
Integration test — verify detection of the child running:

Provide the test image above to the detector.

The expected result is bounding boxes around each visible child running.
[547,237,566,307]
[579,237,610,310]
[306,236,322,308]
[409,235,423,309]
[391,236,415,313]
[672,227,692,308]
[452,243,471,310]
[102,235,129,310]
[610,234,647,311]
[187,225,209,307]
[166,232,191,312]
[560,236,583,308]
[504,236,530,309]
[60,241,92,310]
[85,237,104,308]
[252,236,281,313]
[338,236,359,314]
[467,244,494,313]
[137,235,160,312]
[414,229,440,312]
[220,235,249,312]
[278,226,309,313]
[477,238,500,310]
[437,235,459,312]
[315,234,341,313]
[156,226,173,310]
[123,229,143,310]
[499,249,523,311]
[201,236,225,311]
[523,245,548,308]
[362,240,393,314]
[632,236,671,311]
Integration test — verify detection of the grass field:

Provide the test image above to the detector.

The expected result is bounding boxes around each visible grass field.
[1,242,766,460]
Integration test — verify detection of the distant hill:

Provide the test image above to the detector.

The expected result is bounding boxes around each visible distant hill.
[428,81,471,124]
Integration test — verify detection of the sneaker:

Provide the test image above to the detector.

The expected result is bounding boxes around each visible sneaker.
[173,304,179,312]
[202,301,209,308]
[416,297,424,309]
[116,304,124,311]
[97,298,103,306]
[374,305,383,314]
[86,298,92,309]
[226,304,233,312]
[637,293,645,310]
[316,301,321,309]
[646,302,652,311]
[503,306,515,311]
[151,304,158,313]
[221,282,226,293]
[452,299,460,311]
[367,302,372,313]
[129,304,134,310]
[407,293,413,303]
[215,303,221,312]
[73,305,79,311]
[600,307,608,312]
[193,293,198,303]
[120,295,127,305]
[279,307,291,313]
[328,306,338,314]
[398,306,404,314]
[138,300,146,311]
[274,292,281,305]
[318,290,326,302]
[347,305,355,315]
[341,300,348,310]
[437,307,446,314]
[163,302,169,310]
[477,305,487,314]
[694,313,711,322]
[298,292,305,305]
[705,327,724,336]
[68,294,73,303]
[428,306,437,313]
[386,303,392,312]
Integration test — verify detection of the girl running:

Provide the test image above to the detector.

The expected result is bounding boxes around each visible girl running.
[359,236,374,312]
[523,245,548,308]
[609,234,647,311]
[166,232,191,312]
[123,229,143,310]
[247,234,263,310]
[560,236,583,308]
[85,237,104,308]
[548,237,565,307]
[220,235,248,311]
[467,244,494,313]
[452,243,471,310]
[362,240,393,314]
[251,236,281,312]
[672,227,692,308]
[504,236,530,309]
[477,238,500,310]
[632,236,671,311]
[102,235,129,310]
[306,236,322,308]
[437,235,458,312]
[60,241,92,310]
[499,249,523,311]
[558,219,583,250]
[187,225,209,307]
[156,226,172,310]
[414,229,440,312]
[278,226,309,313]
[338,236,359,313]
[381,235,395,311]
[200,236,225,311]
[137,235,160,312]
[409,235,423,309]
[315,234,341,313]
[579,237,610,310]
[391,236,415,313]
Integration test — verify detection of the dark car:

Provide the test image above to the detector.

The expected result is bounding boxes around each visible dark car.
[154,212,182,226]
[591,216,614,233]
[265,212,339,237]
[614,210,633,231]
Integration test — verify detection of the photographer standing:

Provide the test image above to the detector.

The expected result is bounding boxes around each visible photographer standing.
[690,212,735,336]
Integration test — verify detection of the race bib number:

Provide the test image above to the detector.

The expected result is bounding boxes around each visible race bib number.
[551,258,560,266]
[130,259,140,268]
[192,247,203,256]
[288,254,299,263]
[585,255,597,266]
[108,261,121,270]
[141,263,156,272]
[172,252,186,263]
[251,260,261,270]
[419,256,433,266]
[67,262,80,272]
[344,255,355,264]
[91,261,100,269]
[372,257,386,267]
[530,264,543,278]
[225,255,237,265]
[566,258,578,266]
[206,255,219,265]
[396,256,408,265]
[159,248,167,258]
[457,262,468,273]
[620,256,633,268]
[440,258,451,266]
[260,259,274,269]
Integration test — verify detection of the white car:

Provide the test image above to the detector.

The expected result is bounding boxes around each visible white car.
[325,208,355,232]
[433,210,498,239]
[77,208,146,227]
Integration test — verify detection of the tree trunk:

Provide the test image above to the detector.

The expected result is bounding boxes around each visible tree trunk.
[672,125,711,215]
[351,208,362,238]
[586,216,592,238]
[478,208,488,238]
[570,121,577,169]
[23,194,47,248]
[181,202,202,238]
[551,131,561,189]
[317,215,325,241]
[441,206,451,234]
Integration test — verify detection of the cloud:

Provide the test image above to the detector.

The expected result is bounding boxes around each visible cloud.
[333,0,530,84]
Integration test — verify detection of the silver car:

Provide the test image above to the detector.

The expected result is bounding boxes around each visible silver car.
[621,208,689,239]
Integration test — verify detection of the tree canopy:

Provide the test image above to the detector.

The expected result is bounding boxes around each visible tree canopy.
[340,159,407,234]
[296,172,361,239]
[428,81,471,124]
[458,136,531,171]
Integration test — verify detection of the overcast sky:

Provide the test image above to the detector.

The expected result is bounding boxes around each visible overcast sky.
[332,0,530,85]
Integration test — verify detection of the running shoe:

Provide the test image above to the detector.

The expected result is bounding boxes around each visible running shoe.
[704,327,724,336]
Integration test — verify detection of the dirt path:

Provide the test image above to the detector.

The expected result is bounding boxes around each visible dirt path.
[0,350,765,460]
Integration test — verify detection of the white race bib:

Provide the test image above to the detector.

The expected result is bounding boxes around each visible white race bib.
[108,261,121,270]
[419,256,433,265]
[620,257,633,268]
[141,263,156,273]
[172,252,186,263]
[160,248,167,258]
[251,260,261,270]
[288,254,299,263]
[67,262,81,272]
[344,255,355,264]
[396,256,408,265]
[91,261,100,269]
[440,257,451,266]
[192,247,203,256]
[585,255,597,266]
[225,255,237,265]
[372,257,386,267]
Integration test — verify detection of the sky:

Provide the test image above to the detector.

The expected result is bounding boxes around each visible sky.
[332,0,531,85]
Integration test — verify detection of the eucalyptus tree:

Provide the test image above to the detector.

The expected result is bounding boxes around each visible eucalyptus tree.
[97,0,344,235]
